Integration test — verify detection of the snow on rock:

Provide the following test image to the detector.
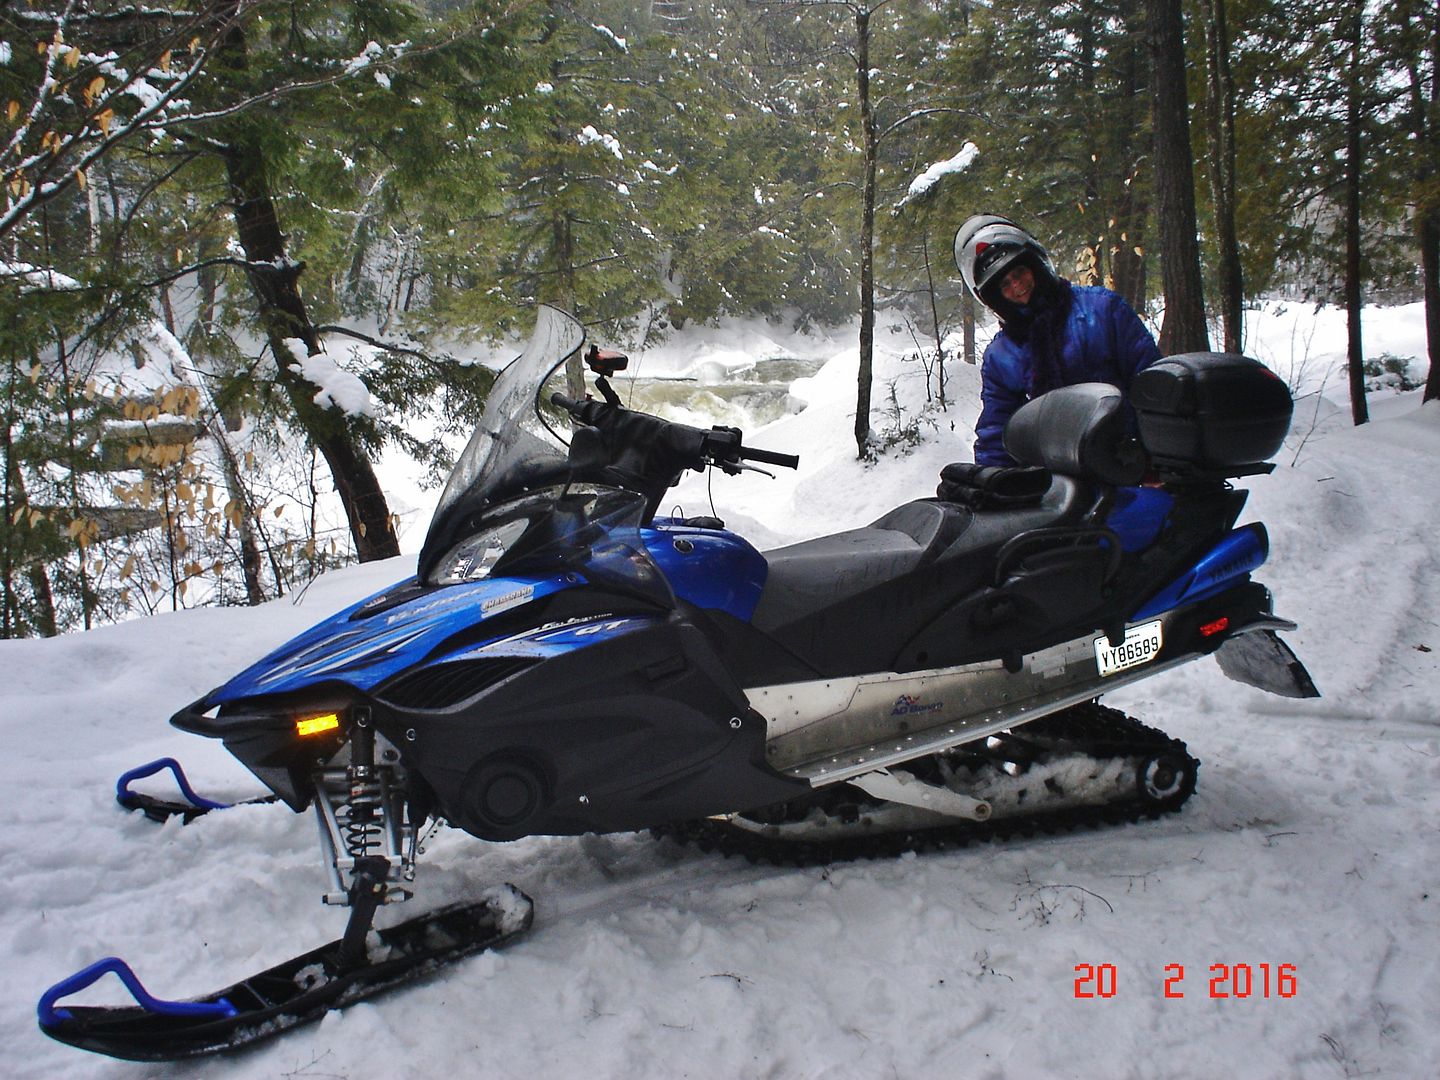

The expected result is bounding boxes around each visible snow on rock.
[591,23,628,51]
[2,307,1437,1080]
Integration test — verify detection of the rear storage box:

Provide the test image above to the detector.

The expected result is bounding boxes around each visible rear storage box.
[1130,352,1293,473]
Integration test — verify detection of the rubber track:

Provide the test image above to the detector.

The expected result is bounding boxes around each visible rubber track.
[654,702,1199,867]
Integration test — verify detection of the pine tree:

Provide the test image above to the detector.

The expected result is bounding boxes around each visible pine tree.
[1147,0,1209,354]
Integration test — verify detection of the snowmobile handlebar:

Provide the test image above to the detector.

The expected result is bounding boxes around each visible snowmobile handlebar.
[737,443,801,469]
[548,391,799,473]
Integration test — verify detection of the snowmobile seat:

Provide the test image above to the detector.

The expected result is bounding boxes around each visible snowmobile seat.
[867,499,973,557]
[753,500,970,631]
[749,479,1108,674]
[755,476,1103,633]
[933,473,1094,566]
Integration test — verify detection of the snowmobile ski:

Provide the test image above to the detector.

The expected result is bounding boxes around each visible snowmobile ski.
[115,757,276,823]
[37,882,533,1061]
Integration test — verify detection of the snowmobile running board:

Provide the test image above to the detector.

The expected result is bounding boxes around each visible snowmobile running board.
[37,884,533,1061]
[759,609,1303,787]
[115,757,276,824]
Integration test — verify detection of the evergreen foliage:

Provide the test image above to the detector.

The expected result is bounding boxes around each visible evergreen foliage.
[1,0,1434,632]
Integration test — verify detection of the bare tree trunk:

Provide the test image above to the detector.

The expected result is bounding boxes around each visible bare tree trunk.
[855,5,876,457]
[542,7,585,401]
[1147,0,1210,354]
[1410,3,1440,403]
[921,234,947,405]
[221,140,401,560]
[552,210,585,400]
[1203,0,1244,352]
[1111,30,1150,311]
[54,337,96,629]
[3,453,57,636]
[1078,13,1104,285]
[26,551,57,636]
[1343,2,1369,425]
[2,359,18,638]
[214,426,266,604]
[1423,210,1440,403]
[962,292,976,366]
[208,13,397,563]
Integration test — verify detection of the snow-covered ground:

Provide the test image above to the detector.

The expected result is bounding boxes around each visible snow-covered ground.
[1,304,1436,1079]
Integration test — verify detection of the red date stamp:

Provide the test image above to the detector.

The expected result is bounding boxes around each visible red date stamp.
[1073,963,1298,999]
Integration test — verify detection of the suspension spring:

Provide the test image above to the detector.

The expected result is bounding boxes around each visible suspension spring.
[340,775,386,860]
[312,709,416,907]
[342,707,384,861]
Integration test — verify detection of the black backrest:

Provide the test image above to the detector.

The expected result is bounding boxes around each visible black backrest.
[1003,383,1147,486]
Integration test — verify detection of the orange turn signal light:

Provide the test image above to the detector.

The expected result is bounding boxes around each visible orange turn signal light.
[295,712,341,737]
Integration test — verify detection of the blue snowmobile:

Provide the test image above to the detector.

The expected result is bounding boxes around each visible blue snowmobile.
[40,305,1316,1059]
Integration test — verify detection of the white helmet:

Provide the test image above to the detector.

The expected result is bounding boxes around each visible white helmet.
[953,215,1057,312]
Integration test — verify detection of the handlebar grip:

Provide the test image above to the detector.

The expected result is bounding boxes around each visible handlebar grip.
[549,391,581,414]
[740,446,800,470]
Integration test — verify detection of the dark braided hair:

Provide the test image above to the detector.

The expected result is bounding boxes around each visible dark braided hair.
[979,252,1074,397]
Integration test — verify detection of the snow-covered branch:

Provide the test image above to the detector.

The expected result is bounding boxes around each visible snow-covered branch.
[0,2,521,243]
[0,0,253,242]
[892,142,979,212]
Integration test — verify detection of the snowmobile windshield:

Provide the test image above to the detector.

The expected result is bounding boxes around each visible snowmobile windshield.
[416,307,673,609]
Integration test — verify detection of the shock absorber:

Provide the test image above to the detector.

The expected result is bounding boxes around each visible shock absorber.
[312,707,415,907]
[341,712,385,862]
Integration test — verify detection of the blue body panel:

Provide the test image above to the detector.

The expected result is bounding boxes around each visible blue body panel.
[209,574,576,704]
[209,524,766,705]
[1104,487,1174,553]
[441,614,660,664]
[644,521,768,621]
[1131,523,1269,621]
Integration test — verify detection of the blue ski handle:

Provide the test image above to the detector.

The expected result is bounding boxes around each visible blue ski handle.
[37,957,237,1027]
[115,757,231,811]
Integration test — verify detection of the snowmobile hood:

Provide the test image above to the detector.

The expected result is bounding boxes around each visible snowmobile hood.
[206,572,578,704]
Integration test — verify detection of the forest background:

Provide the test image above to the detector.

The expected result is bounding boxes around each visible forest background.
[1,0,1437,638]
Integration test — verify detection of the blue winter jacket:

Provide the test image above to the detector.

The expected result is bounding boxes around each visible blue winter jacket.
[973,284,1161,466]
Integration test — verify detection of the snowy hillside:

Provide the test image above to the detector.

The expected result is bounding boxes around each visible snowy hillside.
[2,306,1437,1080]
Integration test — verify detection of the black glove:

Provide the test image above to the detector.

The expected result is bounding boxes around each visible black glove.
[936,462,1051,508]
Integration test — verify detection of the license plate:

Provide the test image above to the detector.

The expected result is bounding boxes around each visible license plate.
[1094,620,1164,676]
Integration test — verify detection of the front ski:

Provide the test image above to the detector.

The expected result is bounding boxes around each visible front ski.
[115,757,276,824]
[38,884,533,1061]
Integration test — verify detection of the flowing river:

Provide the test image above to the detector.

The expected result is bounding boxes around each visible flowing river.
[608,357,825,430]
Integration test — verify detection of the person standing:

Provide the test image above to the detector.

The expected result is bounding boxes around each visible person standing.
[954,215,1161,465]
